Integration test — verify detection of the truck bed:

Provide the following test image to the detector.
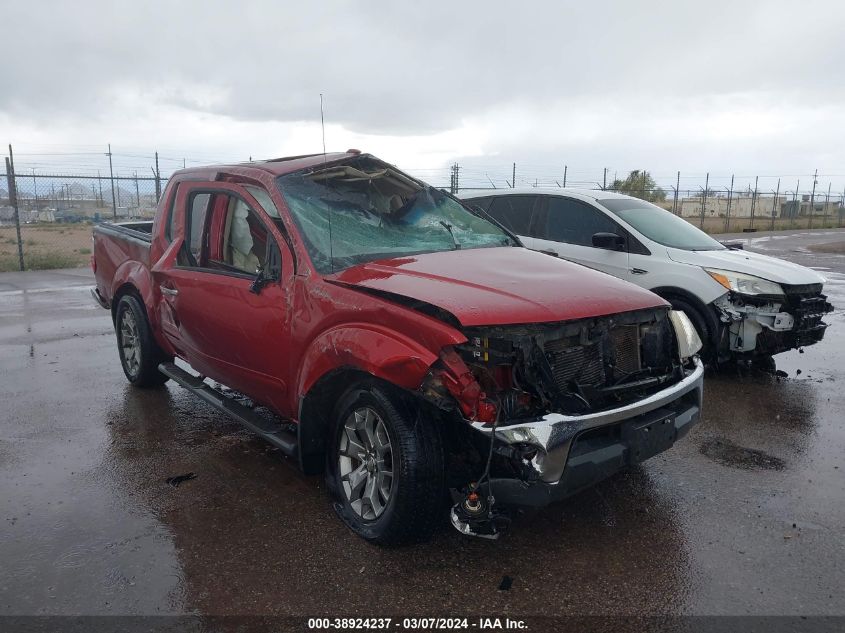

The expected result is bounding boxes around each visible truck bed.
[92,221,154,306]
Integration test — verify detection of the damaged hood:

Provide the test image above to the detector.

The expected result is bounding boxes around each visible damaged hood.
[328,247,667,326]
[666,247,825,285]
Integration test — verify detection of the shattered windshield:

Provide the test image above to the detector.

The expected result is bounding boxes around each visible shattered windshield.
[277,157,516,273]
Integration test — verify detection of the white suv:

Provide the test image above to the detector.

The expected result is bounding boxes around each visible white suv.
[459,188,833,364]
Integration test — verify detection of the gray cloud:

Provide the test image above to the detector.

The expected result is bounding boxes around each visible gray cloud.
[2,0,845,187]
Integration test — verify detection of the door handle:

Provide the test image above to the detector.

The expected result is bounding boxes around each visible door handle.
[629,268,648,275]
[159,286,179,296]
[537,249,559,257]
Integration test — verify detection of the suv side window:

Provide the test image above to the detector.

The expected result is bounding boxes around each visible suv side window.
[465,196,494,212]
[542,197,620,247]
[486,196,537,235]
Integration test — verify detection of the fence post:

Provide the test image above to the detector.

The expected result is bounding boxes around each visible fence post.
[154,152,161,203]
[672,171,680,214]
[725,175,734,232]
[512,163,516,188]
[808,169,817,230]
[5,150,25,271]
[771,178,780,231]
[700,172,709,229]
[134,171,140,216]
[106,144,117,219]
[749,176,758,230]
[564,165,568,188]
[822,183,830,228]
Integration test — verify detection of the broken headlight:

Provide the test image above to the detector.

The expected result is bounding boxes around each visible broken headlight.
[669,310,702,360]
[705,268,785,298]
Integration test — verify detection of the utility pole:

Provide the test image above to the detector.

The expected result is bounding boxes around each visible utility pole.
[6,146,25,271]
[771,178,780,231]
[116,172,122,208]
[726,175,734,232]
[700,172,709,229]
[602,167,606,190]
[750,175,758,230]
[808,168,818,230]
[512,163,516,189]
[641,169,647,198]
[564,165,568,188]
[106,144,117,219]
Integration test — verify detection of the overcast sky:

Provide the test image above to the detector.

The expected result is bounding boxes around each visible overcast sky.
[2,0,844,193]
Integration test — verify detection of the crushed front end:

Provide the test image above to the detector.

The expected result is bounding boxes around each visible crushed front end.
[713,283,834,357]
[421,306,704,536]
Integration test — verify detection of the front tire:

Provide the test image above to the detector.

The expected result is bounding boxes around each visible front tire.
[326,384,445,545]
[115,294,171,388]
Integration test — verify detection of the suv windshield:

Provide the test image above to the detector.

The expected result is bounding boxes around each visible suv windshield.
[599,198,725,251]
[277,157,516,273]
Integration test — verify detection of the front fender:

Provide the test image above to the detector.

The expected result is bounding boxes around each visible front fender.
[296,323,444,399]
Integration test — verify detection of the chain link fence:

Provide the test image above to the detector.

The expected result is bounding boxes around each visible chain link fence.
[1,172,167,272]
[2,160,844,272]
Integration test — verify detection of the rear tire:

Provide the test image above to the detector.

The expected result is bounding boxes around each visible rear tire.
[115,294,171,388]
[326,383,445,545]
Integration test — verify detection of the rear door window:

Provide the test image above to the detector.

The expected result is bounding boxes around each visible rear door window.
[541,197,620,247]
[486,196,538,235]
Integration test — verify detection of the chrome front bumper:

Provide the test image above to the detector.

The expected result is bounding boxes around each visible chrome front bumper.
[470,358,704,484]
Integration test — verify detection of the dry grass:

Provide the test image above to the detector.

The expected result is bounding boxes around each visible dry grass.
[0,224,93,272]
[0,212,843,272]
[684,215,843,235]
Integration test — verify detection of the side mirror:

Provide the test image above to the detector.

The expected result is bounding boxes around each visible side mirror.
[592,232,626,251]
[249,240,282,295]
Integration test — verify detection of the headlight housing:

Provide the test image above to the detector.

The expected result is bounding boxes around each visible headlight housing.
[704,268,785,298]
[669,310,702,360]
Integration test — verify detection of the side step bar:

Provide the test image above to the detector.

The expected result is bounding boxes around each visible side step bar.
[158,362,298,458]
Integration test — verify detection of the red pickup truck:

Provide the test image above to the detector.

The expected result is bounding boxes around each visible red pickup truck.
[92,151,704,543]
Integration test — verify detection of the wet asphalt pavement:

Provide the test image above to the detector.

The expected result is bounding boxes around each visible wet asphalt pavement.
[0,229,843,618]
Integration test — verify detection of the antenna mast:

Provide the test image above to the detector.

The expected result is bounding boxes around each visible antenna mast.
[320,94,334,272]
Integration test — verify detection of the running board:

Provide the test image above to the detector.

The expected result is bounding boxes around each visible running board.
[158,362,298,458]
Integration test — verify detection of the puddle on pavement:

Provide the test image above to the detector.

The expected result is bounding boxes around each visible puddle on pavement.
[699,437,786,471]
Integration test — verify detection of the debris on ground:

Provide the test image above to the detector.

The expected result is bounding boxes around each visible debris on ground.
[166,473,197,488]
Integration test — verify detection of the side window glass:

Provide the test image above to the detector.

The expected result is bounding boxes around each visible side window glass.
[486,196,536,235]
[164,184,179,241]
[466,196,493,212]
[244,185,281,219]
[178,192,210,266]
[545,198,619,247]
[221,197,269,274]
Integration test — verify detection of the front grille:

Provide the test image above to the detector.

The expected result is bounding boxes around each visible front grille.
[783,283,823,298]
[611,325,640,377]
[544,325,645,392]
[544,337,604,388]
